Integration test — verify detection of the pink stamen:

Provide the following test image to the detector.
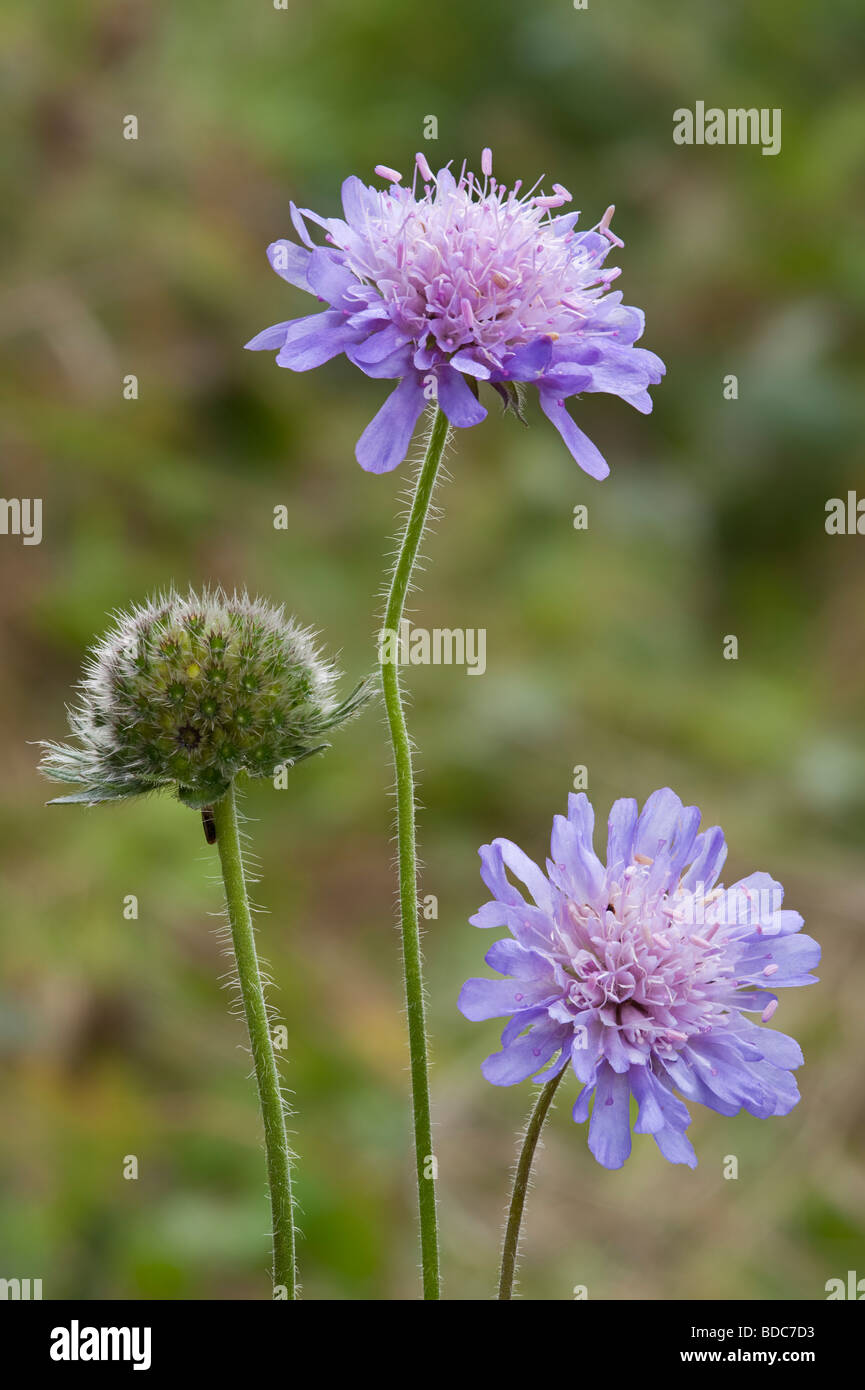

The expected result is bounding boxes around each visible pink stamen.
[415,151,433,182]
[763,963,779,976]
[534,194,569,209]
[481,147,493,177]
[761,1000,779,1022]
[374,164,402,184]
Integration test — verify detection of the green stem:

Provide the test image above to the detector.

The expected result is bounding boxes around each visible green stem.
[380,405,450,1300]
[211,782,296,1299]
[498,1066,567,1300]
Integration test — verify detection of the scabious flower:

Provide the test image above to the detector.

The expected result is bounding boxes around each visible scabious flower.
[458,788,819,1169]
[39,587,369,810]
[245,150,665,479]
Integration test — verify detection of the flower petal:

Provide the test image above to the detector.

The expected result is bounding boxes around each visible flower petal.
[680,826,728,893]
[634,787,684,859]
[306,248,359,306]
[606,797,638,871]
[266,239,312,288]
[458,976,557,1021]
[276,311,358,371]
[492,837,556,914]
[538,393,610,480]
[341,174,377,228]
[244,321,296,352]
[588,1064,632,1169]
[504,337,554,381]
[351,322,406,365]
[355,375,427,473]
[484,938,556,980]
[436,366,487,427]
[481,1015,569,1087]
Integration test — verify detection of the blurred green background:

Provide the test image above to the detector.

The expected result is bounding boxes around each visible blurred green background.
[1,0,864,1300]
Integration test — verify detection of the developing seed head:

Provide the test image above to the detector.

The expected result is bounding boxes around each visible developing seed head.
[39,587,371,809]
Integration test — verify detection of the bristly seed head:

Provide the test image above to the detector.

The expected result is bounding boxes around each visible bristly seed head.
[39,587,373,810]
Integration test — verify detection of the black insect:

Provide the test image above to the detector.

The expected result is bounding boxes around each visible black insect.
[201,806,217,844]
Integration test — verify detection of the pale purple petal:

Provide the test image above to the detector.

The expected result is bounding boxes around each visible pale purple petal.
[503,337,554,381]
[350,322,406,365]
[481,1016,570,1087]
[306,248,359,306]
[355,375,426,473]
[538,394,610,480]
[458,976,557,1021]
[588,1064,632,1169]
[267,239,312,287]
[492,838,556,914]
[276,311,357,371]
[244,321,296,352]
[606,797,638,870]
[436,366,487,427]
[680,826,728,893]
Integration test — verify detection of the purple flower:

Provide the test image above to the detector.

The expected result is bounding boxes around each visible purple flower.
[245,150,665,478]
[458,788,819,1169]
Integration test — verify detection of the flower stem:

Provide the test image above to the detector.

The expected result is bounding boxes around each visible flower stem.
[380,405,450,1300]
[211,782,296,1298]
[498,1066,567,1300]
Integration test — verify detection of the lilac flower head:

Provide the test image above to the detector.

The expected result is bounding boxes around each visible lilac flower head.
[458,789,819,1169]
[246,152,665,478]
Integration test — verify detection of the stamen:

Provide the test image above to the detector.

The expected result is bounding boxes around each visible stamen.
[599,204,625,248]
[481,147,493,177]
[374,164,403,184]
[415,151,433,182]
[761,999,778,1022]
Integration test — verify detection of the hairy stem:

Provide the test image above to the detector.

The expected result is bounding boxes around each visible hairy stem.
[212,782,296,1298]
[380,406,450,1300]
[498,1066,567,1300]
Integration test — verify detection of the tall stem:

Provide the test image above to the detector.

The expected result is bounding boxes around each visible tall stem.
[380,406,449,1300]
[498,1066,567,1300]
[211,783,296,1298]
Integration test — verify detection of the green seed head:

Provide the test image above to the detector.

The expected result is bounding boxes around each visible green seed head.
[40,587,371,808]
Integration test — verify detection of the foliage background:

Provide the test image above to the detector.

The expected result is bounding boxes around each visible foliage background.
[1,0,864,1299]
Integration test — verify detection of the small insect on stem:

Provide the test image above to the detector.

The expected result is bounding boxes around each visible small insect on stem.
[201,806,217,844]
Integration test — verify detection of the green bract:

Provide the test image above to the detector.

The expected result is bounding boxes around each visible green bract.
[40,587,370,809]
